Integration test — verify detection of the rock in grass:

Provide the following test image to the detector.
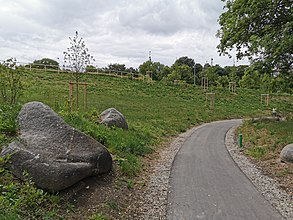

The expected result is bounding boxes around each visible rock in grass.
[1,101,112,192]
[99,108,128,130]
[280,144,293,163]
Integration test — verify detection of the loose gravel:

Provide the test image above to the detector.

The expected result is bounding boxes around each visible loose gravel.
[226,125,293,220]
[134,121,293,220]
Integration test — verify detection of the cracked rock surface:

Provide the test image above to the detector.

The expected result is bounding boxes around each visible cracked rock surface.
[1,101,112,192]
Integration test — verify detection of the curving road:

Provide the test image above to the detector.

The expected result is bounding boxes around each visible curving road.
[167,120,283,220]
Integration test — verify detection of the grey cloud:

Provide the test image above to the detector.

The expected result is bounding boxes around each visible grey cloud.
[118,0,223,35]
[0,0,246,68]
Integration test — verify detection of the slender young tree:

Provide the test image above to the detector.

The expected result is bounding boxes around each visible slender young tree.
[64,31,94,108]
[0,58,24,104]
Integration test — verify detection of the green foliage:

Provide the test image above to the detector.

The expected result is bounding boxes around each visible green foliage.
[139,60,166,80]
[201,65,223,86]
[30,58,59,70]
[239,67,261,89]
[0,104,20,136]
[217,75,229,87]
[86,65,98,73]
[0,59,24,104]
[106,200,119,210]
[174,56,195,69]
[240,119,293,160]
[245,146,267,159]
[260,74,273,92]
[167,64,193,84]
[90,212,108,220]
[217,0,293,73]
[63,31,94,76]
[0,166,60,219]
[107,63,126,72]
[117,154,142,177]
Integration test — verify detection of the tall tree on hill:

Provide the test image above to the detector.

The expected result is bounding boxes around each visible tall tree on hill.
[174,56,195,69]
[139,60,166,80]
[64,31,94,108]
[108,63,127,73]
[217,0,293,73]
[31,58,59,70]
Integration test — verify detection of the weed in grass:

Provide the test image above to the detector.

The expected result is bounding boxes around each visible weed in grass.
[126,179,134,189]
[0,158,61,219]
[107,200,119,210]
[0,209,20,220]
[118,154,142,177]
[90,212,108,220]
[245,146,267,159]
[276,168,290,177]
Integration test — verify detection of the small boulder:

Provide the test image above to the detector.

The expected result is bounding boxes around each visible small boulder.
[280,144,293,163]
[1,102,112,192]
[99,108,128,130]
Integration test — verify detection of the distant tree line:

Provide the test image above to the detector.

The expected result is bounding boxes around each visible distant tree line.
[22,55,293,94]
[138,56,292,93]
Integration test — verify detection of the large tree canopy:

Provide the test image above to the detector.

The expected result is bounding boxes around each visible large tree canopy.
[174,56,195,69]
[217,0,292,72]
[31,58,59,70]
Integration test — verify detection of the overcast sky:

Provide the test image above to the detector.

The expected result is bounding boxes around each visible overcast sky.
[0,0,248,68]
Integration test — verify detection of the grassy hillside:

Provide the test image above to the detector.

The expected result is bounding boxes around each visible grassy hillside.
[0,70,292,219]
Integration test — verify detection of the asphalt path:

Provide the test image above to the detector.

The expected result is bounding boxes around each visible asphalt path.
[167,120,283,220]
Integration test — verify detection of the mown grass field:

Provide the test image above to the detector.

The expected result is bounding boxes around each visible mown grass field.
[0,69,292,219]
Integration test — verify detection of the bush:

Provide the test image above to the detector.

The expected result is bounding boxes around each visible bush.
[0,104,20,135]
[0,59,25,104]
[0,160,61,219]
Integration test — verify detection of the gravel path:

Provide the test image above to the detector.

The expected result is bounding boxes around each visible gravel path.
[134,121,293,220]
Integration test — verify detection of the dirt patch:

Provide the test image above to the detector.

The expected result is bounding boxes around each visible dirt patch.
[250,157,293,195]
[58,138,174,220]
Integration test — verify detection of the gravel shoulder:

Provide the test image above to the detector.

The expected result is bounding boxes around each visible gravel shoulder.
[133,120,293,220]
[226,124,293,219]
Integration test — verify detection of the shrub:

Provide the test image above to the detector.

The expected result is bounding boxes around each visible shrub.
[0,59,25,104]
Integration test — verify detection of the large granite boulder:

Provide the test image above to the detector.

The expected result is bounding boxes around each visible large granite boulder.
[99,108,128,130]
[1,102,112,192]
[280,144,293,163]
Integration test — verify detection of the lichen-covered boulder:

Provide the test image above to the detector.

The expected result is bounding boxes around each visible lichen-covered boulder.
[280,144,293,163]
[99,108,128,130]
[1,102,112,192]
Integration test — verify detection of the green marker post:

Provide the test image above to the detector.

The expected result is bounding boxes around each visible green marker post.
[239,134,243,148]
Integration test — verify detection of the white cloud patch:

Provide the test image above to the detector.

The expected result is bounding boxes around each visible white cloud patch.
[0,0,248,68]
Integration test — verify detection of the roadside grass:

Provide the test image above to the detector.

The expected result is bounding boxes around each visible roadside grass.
[0,69,292,218]
[240,119,293,159]
[239,119,293,191]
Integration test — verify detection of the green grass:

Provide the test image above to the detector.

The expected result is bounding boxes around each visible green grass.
[240,119,293,156]
[1,70,293,219]
[246,146,267,159]
[90,213,108,220]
